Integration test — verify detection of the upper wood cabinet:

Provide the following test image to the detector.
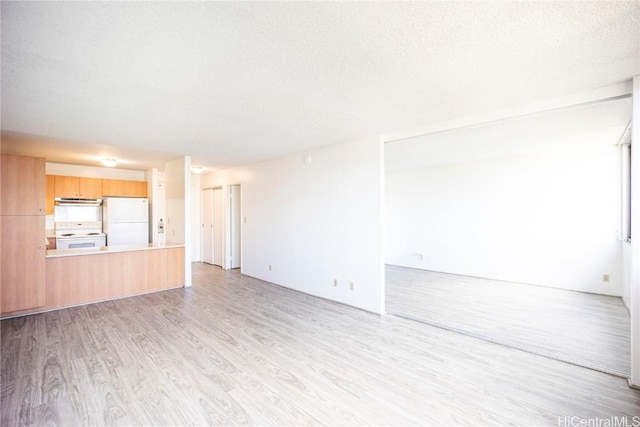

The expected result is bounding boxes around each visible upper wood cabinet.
[127,180,148,197]
[0,154,45,215]
[46,175,55,214]
[54,175,102,199]
[101,179,126,197]
[48,175,147,199]
[80,177,103,198]
[102,179,147,197]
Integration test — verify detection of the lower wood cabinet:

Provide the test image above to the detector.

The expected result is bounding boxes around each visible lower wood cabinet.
[1,245,184,318]
[45,247,184,308]
[0,215,46,313]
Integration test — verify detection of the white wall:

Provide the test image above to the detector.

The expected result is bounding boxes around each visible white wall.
[144,169,168,246]
[628,74,640,388]
[201,136,385,314]
[165,156,192,287]
[191,173,202,262]
[623,243,632,310]
[46,162,145,180]
[145,168,159,244]
[386,144,623,296]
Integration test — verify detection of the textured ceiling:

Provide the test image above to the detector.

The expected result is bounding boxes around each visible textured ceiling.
[1,1,639,171]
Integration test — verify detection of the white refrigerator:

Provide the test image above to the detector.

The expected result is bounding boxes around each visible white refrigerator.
[103,198,149,246]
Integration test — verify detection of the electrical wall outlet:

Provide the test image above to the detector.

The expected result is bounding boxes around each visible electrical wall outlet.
[333,279,338,287]
[269,264,272,271]
[350,282,354,291]
[602,274,609,282]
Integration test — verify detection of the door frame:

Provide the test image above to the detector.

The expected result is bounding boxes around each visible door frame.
[227,184,242,269]
[201,187,215,265]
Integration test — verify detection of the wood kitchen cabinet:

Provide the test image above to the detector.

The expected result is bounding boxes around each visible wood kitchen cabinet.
[54,175,102,199]
[1,216,46,313]
[46,175,55,214]
[127,180,148,197]
[0,154,47,315]
[45,247,184,312]
[101,178,124,196]
[102,179,147,197]
[0,154,46,215]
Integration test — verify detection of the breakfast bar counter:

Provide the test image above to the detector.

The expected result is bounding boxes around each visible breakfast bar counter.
[2,244,185,318]
[46,242,185,258]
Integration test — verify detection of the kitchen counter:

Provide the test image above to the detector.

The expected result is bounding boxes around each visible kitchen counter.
[46,242,184,258]
[2,244,185,319]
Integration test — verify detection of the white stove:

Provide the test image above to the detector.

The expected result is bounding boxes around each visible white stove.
[54,221,106,249]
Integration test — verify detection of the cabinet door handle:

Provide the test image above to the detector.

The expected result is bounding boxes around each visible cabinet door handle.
[38,246,45,250]
[39,208,44,212]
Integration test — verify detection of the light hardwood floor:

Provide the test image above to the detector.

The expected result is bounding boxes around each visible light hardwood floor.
[1,263,639,426]
[386,265,631,377]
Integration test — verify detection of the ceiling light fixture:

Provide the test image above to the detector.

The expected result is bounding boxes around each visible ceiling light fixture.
[191,166,204,174]
[102,158,118,167]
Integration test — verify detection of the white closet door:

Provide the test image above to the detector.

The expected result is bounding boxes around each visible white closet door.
[213,188,223,267]
[202,189,214,264]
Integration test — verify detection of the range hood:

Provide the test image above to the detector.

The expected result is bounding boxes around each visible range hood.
[54,198,103,207]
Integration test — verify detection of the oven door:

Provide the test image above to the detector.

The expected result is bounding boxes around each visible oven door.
[56,236,106,249]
